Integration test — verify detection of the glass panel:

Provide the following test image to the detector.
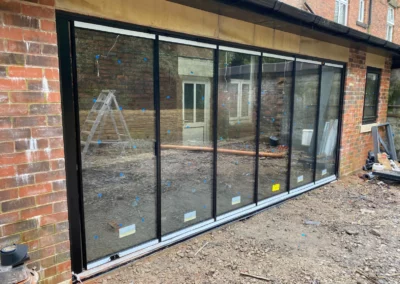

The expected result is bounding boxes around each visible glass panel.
[290,62,320,189]
[258,57,293,200]
[75,28,156,262]
[364,72,379,119]
[241,84,250,117]
[339,3,346,24]
[217,50,258,215]
[159,41,213,235]
[334,0,339,22]
[316,66,342,181]
[196,84,205,123]
[184,83,194,123]
[228,83,239,118]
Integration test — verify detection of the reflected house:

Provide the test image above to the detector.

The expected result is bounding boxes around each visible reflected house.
[1,0,400,282]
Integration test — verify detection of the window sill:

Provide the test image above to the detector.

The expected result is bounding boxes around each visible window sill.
[229,118,251,125]
[356,21,368,29]
[360,122,379,133]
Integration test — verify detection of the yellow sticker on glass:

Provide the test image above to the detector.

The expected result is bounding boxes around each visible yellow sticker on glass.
[272,184,280,192]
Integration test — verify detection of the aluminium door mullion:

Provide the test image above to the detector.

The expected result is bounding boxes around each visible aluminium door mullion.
[313,64,323,183]
[70,20,88,269]
[154,35,162,241]
[56,16,85,273]
[212,48,219,220]
[254,54,262,204]
[287,59,296,193]
[335,64,346,178]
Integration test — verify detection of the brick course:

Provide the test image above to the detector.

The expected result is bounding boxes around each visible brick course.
[0,1,69,284]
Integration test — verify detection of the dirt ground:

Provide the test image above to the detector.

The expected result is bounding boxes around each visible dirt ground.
[81,142,288,261]
[85,174,400,284]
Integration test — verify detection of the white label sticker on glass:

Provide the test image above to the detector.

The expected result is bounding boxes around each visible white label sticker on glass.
[232,196,241,205]
[119,224,136,238]
[297,175,304,183]
[321,169,327,176]
[184,211,196,222]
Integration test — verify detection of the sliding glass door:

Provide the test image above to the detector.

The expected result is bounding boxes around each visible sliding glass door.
[74,25,157,262]
[159,39,214,235]
[216,48,259,216]
[290,61,320,189]
[315,65,342,181]
[64,19,345,270]
[258,55,293,200]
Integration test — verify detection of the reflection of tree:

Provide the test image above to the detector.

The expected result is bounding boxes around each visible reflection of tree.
[230,53,251,66]
[219,51,251,67]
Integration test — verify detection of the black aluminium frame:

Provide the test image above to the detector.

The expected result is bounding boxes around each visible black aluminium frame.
[254,55,263,204]
[362,67,382,125]
[335,64,347,178]
[154,36,162,241]
[212,48,219,220]
[56,16,85,273]
[312,65,323,182]
[56,11,347,273]
[287,59,297,192]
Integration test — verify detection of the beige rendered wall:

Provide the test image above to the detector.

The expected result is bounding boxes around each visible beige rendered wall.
[56,0,353,62]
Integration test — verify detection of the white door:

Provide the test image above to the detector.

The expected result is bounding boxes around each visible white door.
[182,82,209,145]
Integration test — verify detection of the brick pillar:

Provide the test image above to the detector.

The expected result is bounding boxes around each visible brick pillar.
[339,47,392,176]
[339,47,367,175]
[377,56,392,121]
[0,1,70,283]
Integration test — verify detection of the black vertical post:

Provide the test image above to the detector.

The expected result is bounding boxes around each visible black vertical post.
[154,36,162,240]
[286,59,296,193]
[335,64,347,178]
[56,16,84,273]
[212,47,219,220]
[313,64,323,183]
[69,20,88,268]
[254,54,262,204]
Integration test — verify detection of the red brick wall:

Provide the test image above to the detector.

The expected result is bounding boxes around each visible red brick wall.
[348,0,371,32]
[339,47,392,176]
[281,0,400,44]
[305,0,336,21]
[369,0,390,40]
[0,1,70,284]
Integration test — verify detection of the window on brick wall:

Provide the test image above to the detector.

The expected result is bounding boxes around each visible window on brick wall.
[227,80,252,124]
[362,68,381,124]
[358,0,365,22]
[335,0,348,25]
[386,6,395,42]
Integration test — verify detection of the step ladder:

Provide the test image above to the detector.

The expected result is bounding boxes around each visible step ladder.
[80,90,133,160]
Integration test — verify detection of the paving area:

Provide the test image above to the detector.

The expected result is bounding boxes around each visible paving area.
[86,174,400,284]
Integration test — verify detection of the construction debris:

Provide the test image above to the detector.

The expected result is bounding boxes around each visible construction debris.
[363,123,400,182]
[240,272,272,282]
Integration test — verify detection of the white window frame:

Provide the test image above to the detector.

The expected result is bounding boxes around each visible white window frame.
[182,80,211,141]
[358,0,365,22]
[335,0,348,26]
[228,79,252,124]
[182,80,211,126]
[386,6,395,42]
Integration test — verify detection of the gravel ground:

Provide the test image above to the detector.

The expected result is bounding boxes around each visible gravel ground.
[86,174,400,284]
